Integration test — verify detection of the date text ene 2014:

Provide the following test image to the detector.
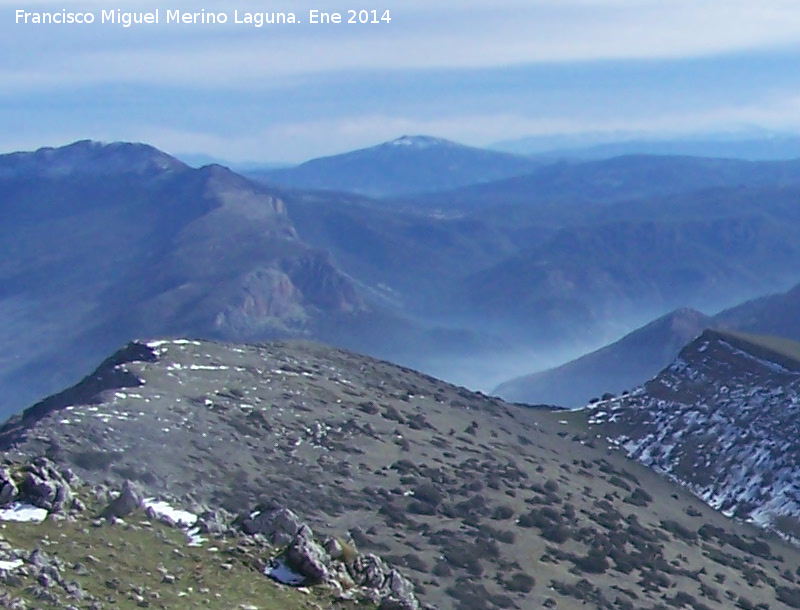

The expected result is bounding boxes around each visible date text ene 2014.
[309,10,391,24]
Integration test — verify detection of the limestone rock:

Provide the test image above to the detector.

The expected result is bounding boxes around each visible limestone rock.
[102,480,142,519]
[241,507,302,546]
[0,467,18,507]
[380,570,420,610]
[286,525,331,583]
[18,458,74,512]
[349,554,420,610]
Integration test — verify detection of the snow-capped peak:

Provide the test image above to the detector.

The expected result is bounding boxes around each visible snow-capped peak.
[386,135,451,149]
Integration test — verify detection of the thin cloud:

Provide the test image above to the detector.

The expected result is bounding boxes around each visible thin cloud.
[4,1,800,91]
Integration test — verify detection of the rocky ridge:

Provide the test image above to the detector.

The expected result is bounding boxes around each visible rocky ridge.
[586,329,800,542]
[4,338,800,608]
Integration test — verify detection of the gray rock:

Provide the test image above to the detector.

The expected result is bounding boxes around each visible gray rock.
[63,580,85,600]
[349,554,420,610]
[28,549,50,568]
[0,468,18,507]
[241,507,302,546]
[18,458,74,512]
[102,481,142,519]
[349,553,390,589]
[324,537,344,560]
[196,508,231,535]
[286,525,331,583]
[380,570,420,610]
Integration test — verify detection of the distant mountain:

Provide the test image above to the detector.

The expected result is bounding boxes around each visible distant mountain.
[415,154,800,213]
[10,140,800,418]
[495,308,714,406]
[175,151,291,172]
[586,329,800,543]
[494,130,800,160]
[0,141,390,418]
[0,139,184,177]
[493,280,800,407]
[248,135,540,197]
[717,282,800,341]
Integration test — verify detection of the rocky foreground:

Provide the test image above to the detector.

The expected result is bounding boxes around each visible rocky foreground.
[0,457,422,609]
[3,338,800,609]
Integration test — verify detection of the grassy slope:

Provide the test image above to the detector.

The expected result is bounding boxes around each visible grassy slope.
[0,495,364,610]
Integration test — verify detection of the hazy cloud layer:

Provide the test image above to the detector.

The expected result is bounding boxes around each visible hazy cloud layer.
[4,0,800,160]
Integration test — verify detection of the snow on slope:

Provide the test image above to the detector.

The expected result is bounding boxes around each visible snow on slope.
[588,329,800,542]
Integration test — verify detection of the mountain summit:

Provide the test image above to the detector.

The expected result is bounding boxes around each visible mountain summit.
[0,139,185,178]
[385,135,455,149]
[248,135,539,196]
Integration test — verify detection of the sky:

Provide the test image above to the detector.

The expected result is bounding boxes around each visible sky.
[5,0,800,162]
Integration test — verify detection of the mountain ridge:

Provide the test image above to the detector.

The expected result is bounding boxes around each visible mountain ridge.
[5,336,800,609]
[586,329,800,543]
[494,308,715,406]
[494,279,800,407]
[249,135,539,197]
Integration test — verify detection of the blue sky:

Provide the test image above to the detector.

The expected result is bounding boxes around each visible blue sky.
[4,0,800,161]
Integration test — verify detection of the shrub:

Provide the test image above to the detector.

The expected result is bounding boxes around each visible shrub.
[541,524,571,544]
[413,482,444,506]
[572,549,609,574]
[492,505,515,520]
[505,572,535,593]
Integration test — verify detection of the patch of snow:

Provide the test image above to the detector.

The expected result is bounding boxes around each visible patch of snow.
[0,558,23,571]
[186,527,207,547]
[0,503,48,523]
[266,558,305,585]
[143,498,198,527]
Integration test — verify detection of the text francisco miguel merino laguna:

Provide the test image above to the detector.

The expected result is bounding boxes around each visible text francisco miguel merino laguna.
[15,8,311,27]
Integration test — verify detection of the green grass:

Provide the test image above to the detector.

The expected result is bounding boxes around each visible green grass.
[0,496,367,610]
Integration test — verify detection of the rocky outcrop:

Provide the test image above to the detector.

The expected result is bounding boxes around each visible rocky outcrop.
[243,505,423,609]
[241,507,303,546]
[0,458,77,513]
[286,525,331,583]
[0,467,18,506]
[349,554,420,610]
[102,480,142,519]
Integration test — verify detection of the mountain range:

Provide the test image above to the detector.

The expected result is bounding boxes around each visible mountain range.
[495,279,800,407]
[0,140,367,418]
[7,137,800,417]
[494,130,800,161]
[7,133,800,609]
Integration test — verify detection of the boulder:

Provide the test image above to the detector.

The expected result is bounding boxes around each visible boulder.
[196,508,232,536]
[102,480,142,519]
[380,569,420,610]
[0,467,18,506]
[241,507,303,546]
[18,458,73,512]
[286,525,331,583]
[349,554,420,610]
